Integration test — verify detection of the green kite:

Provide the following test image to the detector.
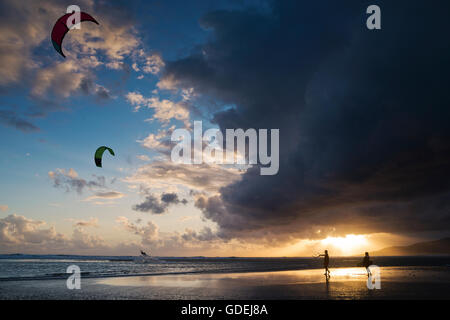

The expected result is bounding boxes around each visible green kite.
[94,146,115,168]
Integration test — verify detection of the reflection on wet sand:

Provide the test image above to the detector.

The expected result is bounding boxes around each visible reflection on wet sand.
[98,267,369,287]
[94,266,450,300]
[1,266,449,299]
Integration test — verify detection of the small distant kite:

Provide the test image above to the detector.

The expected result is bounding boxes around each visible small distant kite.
[95,146,115,168]
[51,11,99,58]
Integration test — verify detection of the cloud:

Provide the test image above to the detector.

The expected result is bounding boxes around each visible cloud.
[0,0,98,88]
[161,192,187,205]
[0,214,65,246]
[30,56,112,103]
[181,227,218,242]
[126,91,190,124]
[0,0,144,124]
[1,214,224,255]
[179,216,193,222]
[0,214,109,254]
[133,195,166,214]
[0,213,413,256]
[0,0,61,86]
[137,125,176,154]
[73,217,99,228]
[137,155,151,161]
[116,216,223,252]
[48,168,105,194]
[84,191,125,201]
[116,216,159,245]
[133,192,187,214]
[135,50,165,74]
[126,160,242,193]
[32,60,82,97]
[70,226,105,249]
[0,110,39,132]
[79,78,112,101]
[67,5,140,63]
[0,205,8,212]
[156,73,180,91]
[142,54,164,74]
[156,0,450,241]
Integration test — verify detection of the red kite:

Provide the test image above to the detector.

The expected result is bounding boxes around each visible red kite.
[51,12,99,58]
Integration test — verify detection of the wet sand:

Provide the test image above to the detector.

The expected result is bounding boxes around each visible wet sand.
[0,266,449,299]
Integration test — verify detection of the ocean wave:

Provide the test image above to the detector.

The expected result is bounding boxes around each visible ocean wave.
[1,256,449,282]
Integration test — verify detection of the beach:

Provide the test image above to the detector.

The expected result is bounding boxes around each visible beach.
[1,266,449,300]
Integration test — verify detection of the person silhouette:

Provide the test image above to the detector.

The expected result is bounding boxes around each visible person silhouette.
[317,250,330,279]
[361,252,373,277]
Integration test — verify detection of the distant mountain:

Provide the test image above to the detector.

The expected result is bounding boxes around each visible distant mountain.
[372,237,450,256]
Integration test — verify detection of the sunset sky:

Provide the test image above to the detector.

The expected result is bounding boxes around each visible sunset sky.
[1,0,449,257]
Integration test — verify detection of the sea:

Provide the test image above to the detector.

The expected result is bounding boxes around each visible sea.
[0,254,449,281]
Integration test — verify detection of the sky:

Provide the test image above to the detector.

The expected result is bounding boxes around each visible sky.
[0,0,449,257]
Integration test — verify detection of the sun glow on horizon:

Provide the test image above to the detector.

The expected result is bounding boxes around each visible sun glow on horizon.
[321,234,369,256]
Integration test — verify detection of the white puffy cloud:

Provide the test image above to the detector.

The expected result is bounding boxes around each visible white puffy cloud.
[32,60,85,97]
[156,74,179,91]
[126,91,190,124]
[141,53,164,74]
[0,214,65,247]
[126,160,242,194]
[125,91,147,111]
[137,125,176,153]
[0,214,110,254]
[116,216,159,245]
[131,49,165,75]
[132,63,140,72]
[71,226,105,249]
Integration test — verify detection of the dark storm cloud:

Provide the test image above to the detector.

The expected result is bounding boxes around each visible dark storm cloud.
[160,0,450,239]
[133,192,188,214]
[0,110,39,132]
[133,195,166,214]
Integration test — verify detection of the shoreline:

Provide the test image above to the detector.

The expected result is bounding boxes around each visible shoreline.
[1,266,449,300]
[2,255,449,283]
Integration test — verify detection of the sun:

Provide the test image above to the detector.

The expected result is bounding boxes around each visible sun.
[321,234,369,256]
